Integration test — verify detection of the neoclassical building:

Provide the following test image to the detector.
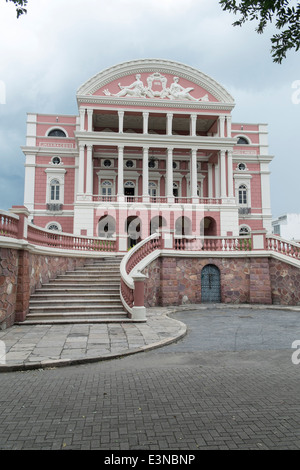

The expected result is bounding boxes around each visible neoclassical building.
[22,59,273,250]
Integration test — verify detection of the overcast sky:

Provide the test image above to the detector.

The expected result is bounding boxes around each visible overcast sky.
[0,0,299,218]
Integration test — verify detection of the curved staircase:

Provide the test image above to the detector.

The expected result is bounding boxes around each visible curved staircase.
[23,257,129,324]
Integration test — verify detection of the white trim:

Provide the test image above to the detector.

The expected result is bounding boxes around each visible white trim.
[45,167,67,205]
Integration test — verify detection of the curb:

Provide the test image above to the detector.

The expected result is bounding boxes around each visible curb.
[0,314,187,373]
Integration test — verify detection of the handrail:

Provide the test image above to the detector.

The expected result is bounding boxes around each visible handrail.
[27,224,116,252]
[0,211,19,239]
[266,235,300,260]
[120,233,161,312]
[120,233,160,289]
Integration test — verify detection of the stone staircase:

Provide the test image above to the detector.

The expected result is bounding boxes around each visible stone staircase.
[23,257,130,324]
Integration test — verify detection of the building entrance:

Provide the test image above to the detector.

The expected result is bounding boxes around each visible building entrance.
[201,264,221,303]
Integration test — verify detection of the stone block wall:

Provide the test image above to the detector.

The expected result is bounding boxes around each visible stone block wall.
[143,255,298,308]
[269,258,300,305]
[0,246,92,328]
[0,249,19,329]
[143,256,253,307]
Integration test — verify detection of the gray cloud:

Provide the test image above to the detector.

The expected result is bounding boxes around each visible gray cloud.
[0,0,299,216]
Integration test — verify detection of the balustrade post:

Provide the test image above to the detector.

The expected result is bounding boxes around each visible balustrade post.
[10,206,30,240]
[251,230,267,250]
[131,272,147,321]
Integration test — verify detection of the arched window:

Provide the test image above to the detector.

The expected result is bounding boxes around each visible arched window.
[48,129,67,137]
[237,137,249,145]
[47,223,60,231]
[50,179,60,201]
[101,180,112,197]
[239,226,250,236]
[148,182,157,198]
[238,184,247,205]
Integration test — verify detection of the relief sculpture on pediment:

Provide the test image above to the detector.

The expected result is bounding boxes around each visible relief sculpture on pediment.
[103,73,209,102]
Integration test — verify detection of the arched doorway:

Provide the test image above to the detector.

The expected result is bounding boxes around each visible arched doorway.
[126,216,141,248]
[200,217,217,236]
[98,215,116,238]
[150,215,167,235]
[201,264,221,303]
[175,216,192,236]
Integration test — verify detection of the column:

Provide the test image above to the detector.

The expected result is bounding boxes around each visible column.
[78,144,85,195]
[117,145,124,199]
[24,153,36,214]
[219,115,225,138]
[86,145,93,197]
[220,150,227,198]
[215,163,220,199]
[118,111,124,133]
[208,163,213,198]
[226,115,232,138]
[190,114,197,136]
[166,147,174,201]
[143,112,149,134]
[190,149,198,200]
[167,113,173,136]
[80,108,86,131]
[142,146,149,201]
[227,150,234,198]
[87,109,93,132]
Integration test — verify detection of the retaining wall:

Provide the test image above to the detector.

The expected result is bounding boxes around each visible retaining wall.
[0,247,91,329]
[143,256,299,308]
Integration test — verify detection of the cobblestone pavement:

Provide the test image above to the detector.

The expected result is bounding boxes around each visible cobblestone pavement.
[0,306,300,451]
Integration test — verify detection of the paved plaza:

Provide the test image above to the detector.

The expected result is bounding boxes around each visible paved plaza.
[0,305,300,450]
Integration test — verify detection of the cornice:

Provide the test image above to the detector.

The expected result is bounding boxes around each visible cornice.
[74,131,237,151]
[76,95,234,111]
[21,146,79,157]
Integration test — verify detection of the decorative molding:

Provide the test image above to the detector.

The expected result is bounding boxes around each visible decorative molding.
[77,59,235,105]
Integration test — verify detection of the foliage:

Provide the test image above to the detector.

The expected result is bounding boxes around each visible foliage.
[219,0,300,63]
[6,0,28,18]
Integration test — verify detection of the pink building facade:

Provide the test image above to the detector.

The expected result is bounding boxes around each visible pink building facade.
[22,59,273,250]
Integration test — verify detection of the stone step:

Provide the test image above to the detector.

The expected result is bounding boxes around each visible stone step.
[23,257,128,325]
[25,312,128,322]
[42,283,120,290]
[34,287,120,295]
[56,273,120,281]
[32,283,120,295]
[57,270,121,279]
[30,297,123,306]
[29,303,125,313]
[49,278,121,283]
[17,318,135,325]
[30,293,121,301]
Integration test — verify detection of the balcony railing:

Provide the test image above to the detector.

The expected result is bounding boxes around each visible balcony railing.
[239,207,251,215]
[92,195,222,205]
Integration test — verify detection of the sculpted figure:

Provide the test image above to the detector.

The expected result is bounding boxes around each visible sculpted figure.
[104,74,146,97]
[168,77,209,102]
